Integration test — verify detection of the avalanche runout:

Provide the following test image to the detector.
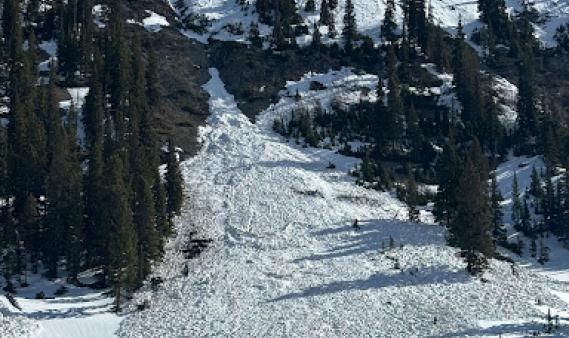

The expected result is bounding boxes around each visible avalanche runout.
[118,69,569,337]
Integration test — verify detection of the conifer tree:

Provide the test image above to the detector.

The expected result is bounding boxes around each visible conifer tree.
[511,171,522,228]
[133,176,160,286]
[166,139,184,219]
[146,48,162,109]
[516,49,538,149]
[342,0,357,51]
[381,0,397,43]
[490,173,506,243]
[434,139,460,226]
[154,175,170,238]
[305,0,315,12]
[103,153,138,311]
[451,156,494,275]
[249,22,263,48]
[406,172,420,222]
[311,23,322,50]
[529,166,543,200]
[384,45,403,150]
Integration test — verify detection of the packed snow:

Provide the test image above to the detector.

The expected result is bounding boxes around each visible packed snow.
[115,68,569,337]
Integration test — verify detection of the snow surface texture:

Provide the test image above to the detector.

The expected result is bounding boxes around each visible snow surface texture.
[0,297,39,338]
[118,68,569,337]
[0,272,120,338]
[171,0,569,46]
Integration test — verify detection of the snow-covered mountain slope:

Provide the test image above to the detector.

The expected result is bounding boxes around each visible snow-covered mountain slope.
[117,68,569,337]
[172,0,569,45]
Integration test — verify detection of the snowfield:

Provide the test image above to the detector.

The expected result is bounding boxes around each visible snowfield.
[117,68,569,337]
[0,274,120,338]
[171,0,569,46]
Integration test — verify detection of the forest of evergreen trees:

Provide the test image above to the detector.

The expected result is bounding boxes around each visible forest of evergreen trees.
[0,0,184,310]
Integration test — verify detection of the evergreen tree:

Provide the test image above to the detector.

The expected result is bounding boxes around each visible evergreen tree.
[133,176,160,286]
[342,0,357,51]
[311,23,322,50]
[511,171,522,227]
[451,156,494,275]
[490,173,506,243]
[103,153,137,311]
[249,22,263,48]
[305,0,315,12]
[146,48,162,109]
[166,139,184,219]
[406,171,420,222]
[381,0,397,43]
[434,139,460,226]
[529,166,543,201]
[516,49,538,149]
[385,45,403,149]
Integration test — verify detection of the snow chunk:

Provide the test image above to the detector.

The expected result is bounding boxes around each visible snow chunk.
[143,11,170,33]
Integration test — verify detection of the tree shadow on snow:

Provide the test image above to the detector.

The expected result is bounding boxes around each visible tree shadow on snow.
[24,302,111,320]
[293,219,443,263]
[268,268,469,303]
[434,321,562,338]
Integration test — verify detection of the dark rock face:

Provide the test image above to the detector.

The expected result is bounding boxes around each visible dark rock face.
[126,0,211,157]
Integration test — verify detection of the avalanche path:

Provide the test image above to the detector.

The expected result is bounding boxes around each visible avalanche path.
[119,68,569,337]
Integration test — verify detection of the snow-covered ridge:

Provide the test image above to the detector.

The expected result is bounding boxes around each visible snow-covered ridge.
[171,0,569,45]
[117,68,569,337]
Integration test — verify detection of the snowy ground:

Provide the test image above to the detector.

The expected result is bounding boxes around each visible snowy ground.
[115,68,569,337]
[171,0,569,46]
[1,272,120,338]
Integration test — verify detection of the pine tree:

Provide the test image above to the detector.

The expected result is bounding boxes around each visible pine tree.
[249,22,263,48]
[521,197,531,234]
[511,171,522,228]
[451,156,494,275]
[407,171,420,222]
[543,167,556,232]
[320,0,336,38]
[133,176,160,286]
[530,237,537,257]
[311,23,322,50]
[381,0,397,43]
[490,173,506,243]
[529,166,543,201]
[305,0,315,12]
[516,49,538,149]
[146,48,162,109]
[385,45,403,150]
[166,139,184,219]
[434,139,460,226]
[153,175,170,238]
[103,153,138,311]
[342,0,357,51]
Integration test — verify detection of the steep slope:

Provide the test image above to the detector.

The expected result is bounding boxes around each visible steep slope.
[118,68,569,337]
[172,0,569,45]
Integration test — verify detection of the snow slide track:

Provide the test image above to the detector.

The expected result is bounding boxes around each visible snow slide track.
[118,68,569,337]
